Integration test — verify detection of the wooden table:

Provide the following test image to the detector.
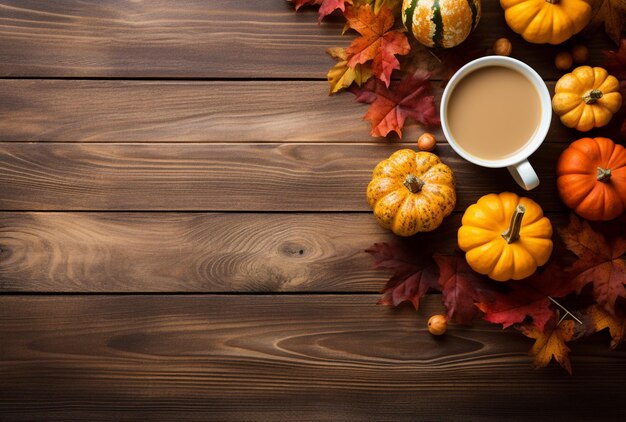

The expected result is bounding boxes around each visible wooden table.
[1,1,625,420]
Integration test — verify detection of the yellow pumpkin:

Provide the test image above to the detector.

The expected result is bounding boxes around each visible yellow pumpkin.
[367,149,456,236]
[552,66,622,132]
[500,0,592,45]
[458,192,553,281]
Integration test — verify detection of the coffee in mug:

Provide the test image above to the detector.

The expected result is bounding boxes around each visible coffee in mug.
[446,66,541,161]
[440,56,552,191]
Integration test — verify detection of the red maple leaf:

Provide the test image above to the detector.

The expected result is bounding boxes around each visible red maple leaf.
[366,242,439,310]
[351,71,439,138]
[344,5,410,87]
[433,252,495,325]
[559,215,626,315]
[291,0,352,23]
[476,264,576,332]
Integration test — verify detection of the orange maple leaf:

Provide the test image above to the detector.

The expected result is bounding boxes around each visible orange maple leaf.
[521,318,575,374]
[588,304,626,349]
[559,215,626,314]
[344,5,410,87]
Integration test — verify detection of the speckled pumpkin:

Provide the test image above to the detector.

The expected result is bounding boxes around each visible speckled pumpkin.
[367,149,456,236]
[402,0,481,48]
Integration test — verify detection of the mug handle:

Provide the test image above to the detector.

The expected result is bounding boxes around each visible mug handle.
[507,159,539,191]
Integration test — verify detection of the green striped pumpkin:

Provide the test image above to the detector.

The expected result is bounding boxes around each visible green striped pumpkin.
[402,0,481,48]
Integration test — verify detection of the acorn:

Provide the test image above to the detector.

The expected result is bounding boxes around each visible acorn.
[417,133,436,151]
[555,52,573,71]
[571,45,589,64]
[493,38,512,56]
[427,314,448,336]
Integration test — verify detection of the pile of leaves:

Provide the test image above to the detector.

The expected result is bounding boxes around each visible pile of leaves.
[292,0,484,138]
[366,214,626,374]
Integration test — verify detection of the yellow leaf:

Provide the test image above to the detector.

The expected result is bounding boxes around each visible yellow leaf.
[522,319,574,374]
[326,48,373,95]
[588,304,626,349]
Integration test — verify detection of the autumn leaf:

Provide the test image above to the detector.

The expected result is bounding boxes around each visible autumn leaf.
[521,318,575,374]
[559,215,626,314]
[327,47,373,94]
[344,5,410,87]
[351,70,439,138]
[291,0,353,23]
[587,304,626,349]
[478,290,552,332]
[433,252,495,325]
[589,0,626,45]
[366,242,439,310]
[476,265,575,332]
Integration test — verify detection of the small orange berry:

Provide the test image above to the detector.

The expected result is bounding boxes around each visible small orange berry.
[571,45,589,64]
[427,314,448,336]
[555,52,573,71]
[417,133,436,151]
[493,38,512,56]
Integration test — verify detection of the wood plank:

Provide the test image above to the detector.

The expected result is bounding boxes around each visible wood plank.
[0,142,568,211]
[0,212,394,292]
[2,80,621,144]
[0,1,613,79]
[0,212,571,293]
[1,295,625,421]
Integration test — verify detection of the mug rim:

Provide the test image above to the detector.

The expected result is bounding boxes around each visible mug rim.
[440,56,552,169]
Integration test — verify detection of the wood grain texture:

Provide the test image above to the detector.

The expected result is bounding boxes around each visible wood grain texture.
[0,0,614,79]
[1,80,622,144]
[0,212,394,292]
[0,142,568,211]
[0,212,573,293]
[1,295,625,421]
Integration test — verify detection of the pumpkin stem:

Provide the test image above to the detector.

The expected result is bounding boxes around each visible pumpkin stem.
[501,205,526,244]
[403,174,424,193]
[583,89,603,104]
[597,167,612,182]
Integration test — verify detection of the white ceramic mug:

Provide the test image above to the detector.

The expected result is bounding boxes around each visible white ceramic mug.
[440,56,552,191]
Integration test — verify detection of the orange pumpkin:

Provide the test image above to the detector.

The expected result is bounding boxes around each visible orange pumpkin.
[556,137,626,221]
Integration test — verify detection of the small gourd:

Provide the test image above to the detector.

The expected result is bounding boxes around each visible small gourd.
[557,137,626,221]
[458,192,553,281]
[402,0,481,48]
[500,0,591,45]
[367,149,456,236]
[552,66,622,132]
